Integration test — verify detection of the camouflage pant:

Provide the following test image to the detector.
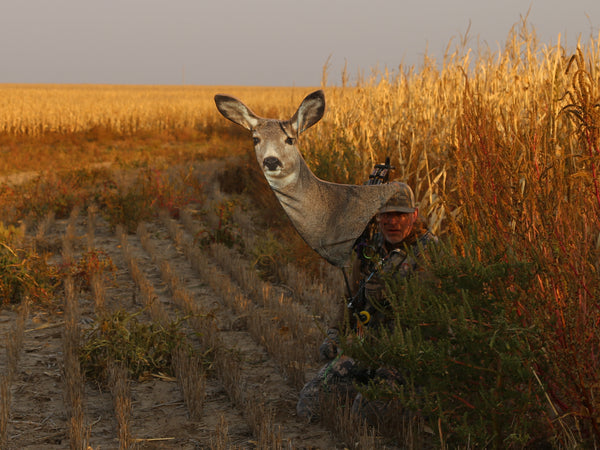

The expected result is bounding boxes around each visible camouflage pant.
[297,356,406,425]
[296,355,358,422]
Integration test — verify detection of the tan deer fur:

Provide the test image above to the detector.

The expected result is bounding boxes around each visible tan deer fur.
[214,90,403,267]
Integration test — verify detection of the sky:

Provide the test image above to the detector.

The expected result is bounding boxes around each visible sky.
[1,0,599,87]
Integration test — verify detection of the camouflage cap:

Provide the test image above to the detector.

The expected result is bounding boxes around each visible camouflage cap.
[378,182,416,214]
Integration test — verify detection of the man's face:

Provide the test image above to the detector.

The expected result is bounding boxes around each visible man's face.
[377,210,418,245]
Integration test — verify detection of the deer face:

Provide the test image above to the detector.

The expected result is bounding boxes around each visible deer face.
[214,90,325,189]
[251,120,300,186]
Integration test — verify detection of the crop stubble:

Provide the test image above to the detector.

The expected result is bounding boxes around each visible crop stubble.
[0,162,360,449]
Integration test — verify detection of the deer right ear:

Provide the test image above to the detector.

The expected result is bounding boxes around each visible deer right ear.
[290,90,325,135]
[214,94,260,131]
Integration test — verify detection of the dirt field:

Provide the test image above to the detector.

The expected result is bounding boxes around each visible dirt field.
[0,159,369,449]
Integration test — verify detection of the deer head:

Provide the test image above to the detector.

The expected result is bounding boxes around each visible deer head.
[215,90,403,267]
[214,90,325,191]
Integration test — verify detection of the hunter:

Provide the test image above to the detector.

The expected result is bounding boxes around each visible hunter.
[297,181,438,422]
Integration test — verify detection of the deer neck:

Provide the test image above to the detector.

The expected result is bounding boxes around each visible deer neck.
[268,157,319,212]
[262,155,406,267]
[266,157,342,258]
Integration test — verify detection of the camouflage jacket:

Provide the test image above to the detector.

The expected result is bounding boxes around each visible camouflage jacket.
[348,228,437,329]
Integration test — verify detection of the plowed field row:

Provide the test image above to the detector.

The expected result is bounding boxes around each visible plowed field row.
[0,171,380,449]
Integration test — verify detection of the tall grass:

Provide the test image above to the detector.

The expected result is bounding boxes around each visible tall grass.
[446,36,600,444]
[295,25,595,237]
[311,23,600,445]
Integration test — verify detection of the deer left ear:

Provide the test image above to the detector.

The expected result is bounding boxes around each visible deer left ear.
[290,90,325,135]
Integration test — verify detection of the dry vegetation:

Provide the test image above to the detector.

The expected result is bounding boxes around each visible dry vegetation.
[1,20,600,448]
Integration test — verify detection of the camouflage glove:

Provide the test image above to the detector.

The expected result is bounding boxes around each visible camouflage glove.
[319,327,340,361]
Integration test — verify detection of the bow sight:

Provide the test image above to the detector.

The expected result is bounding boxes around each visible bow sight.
[366,157,395,185]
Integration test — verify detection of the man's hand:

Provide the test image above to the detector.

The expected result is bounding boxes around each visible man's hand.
[319,328,341,361]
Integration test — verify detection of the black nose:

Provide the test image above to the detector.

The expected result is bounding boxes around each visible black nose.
[263,156,282,171]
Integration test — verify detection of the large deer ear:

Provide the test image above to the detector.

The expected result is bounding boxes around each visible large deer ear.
[214,94,260,131]
[290,90,325,135]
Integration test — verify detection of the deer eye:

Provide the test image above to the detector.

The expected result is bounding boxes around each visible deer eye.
[253,137,260,146]
[285,137,295,145]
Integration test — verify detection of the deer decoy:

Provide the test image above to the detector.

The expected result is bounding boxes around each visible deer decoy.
[214,89,403,267]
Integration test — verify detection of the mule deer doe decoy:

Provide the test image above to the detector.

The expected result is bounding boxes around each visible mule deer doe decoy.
[214,90,403,267]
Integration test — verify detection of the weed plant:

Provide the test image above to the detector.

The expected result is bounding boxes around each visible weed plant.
[0,233,59,306]
[196,199,244,249]
[60,249,116,288]
[80,310,196,383]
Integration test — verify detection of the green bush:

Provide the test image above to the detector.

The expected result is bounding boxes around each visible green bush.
[345,235,550,447]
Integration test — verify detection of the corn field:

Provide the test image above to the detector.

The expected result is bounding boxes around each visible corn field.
[0,84,303,137]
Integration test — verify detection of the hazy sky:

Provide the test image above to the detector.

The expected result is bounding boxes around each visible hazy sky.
[1,0,598,87]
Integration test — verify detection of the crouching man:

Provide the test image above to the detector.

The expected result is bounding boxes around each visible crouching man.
[297,182,437,424]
